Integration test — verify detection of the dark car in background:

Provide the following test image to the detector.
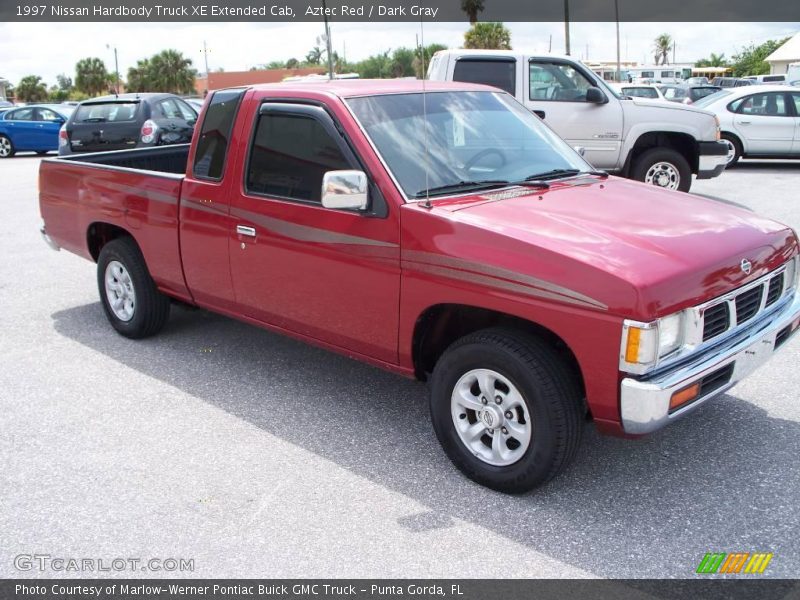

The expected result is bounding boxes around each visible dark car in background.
[711,77,754,88]
[659,84,722,105]
[59,93,197,155]
[0,104,74,158]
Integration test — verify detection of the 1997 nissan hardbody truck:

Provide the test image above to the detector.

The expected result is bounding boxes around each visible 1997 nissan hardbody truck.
[39,81,800,492]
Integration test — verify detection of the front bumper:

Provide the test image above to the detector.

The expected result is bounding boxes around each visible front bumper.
[620,291,800,434]
[696,140,728,180]
[40,226,60,251]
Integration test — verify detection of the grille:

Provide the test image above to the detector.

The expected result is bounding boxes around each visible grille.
[766,273,784,307]
[702,303,730,341]
[701,265,790,344]
[734,286,763,324]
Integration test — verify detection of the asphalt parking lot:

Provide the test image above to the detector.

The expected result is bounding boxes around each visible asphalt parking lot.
[1,156,799,579]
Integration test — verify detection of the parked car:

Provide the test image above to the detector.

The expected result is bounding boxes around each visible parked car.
[613,83,668,101]
[685,76,710,85]
[428,49,728,192]
[744,74,787,85]
[712,77,754,88]
[692,84,800,166]
[659,84,722,105]
[39,81,800,493]
[183,97,205,112]
[0,104,73,158]
[59,93,197,156]
[0,99,13,108]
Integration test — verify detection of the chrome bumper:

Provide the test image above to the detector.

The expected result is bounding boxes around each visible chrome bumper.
[620,292,800,434]
[40,226,60,251]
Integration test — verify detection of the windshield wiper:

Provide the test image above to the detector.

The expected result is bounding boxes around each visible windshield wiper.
[524,168,608,181]
[413,179,550,199]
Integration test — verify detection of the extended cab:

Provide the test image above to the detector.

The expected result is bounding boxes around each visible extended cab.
[39,81,800,493]
[427,50,729,192]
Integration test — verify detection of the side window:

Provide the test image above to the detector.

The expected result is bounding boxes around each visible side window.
[452,59,516,95]
[192,89,244,180]
[529,61,594,102]
[791,93,800,116]
[736,93,788,116]
[8,108,34,121]
[246,112,350,203]
[174,99,197,121]
[158,99,181,119]
[36,108,62,121]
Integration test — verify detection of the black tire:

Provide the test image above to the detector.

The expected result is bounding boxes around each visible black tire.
[721,133,742,168]
[429,328,583,494]
[36,151,49,156]
[97,237,170,339]
[631,147,692,192]
[0,134,15,158]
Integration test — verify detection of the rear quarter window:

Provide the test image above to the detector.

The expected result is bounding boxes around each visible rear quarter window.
[453,59,516,95]
[74,102,138,123]
[192,89,245,181]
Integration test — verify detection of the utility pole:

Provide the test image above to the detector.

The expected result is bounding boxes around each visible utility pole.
[673,42,676,65]
[202,40,210,94]
[322,0,334,80]
[564,0,570,55]
[548,34,552,53]
[615,0,621,82]
[106,44,120,95]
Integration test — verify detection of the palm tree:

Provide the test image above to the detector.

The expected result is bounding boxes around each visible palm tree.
[15,75,48,102]
[75,57,109,96]
[461,0,484,24]
[149,50,197,94]
[126,59,152,92]
[464,22,512,50]
[305,46,324,65]
[653,34,673,65]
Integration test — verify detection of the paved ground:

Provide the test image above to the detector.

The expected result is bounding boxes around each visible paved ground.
[1,155,799,579]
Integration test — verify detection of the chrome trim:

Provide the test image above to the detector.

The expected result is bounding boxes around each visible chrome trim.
[236,225,256,237]
[40,226,60,251]
[620,290,800,434]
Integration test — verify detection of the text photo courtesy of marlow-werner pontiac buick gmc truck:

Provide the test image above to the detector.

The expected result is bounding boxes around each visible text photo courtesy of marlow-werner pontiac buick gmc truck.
[39,80,800,493]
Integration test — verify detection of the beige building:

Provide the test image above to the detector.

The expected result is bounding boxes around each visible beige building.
[765,32,800,74]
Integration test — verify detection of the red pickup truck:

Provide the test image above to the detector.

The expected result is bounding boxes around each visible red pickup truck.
[39,81,800,493]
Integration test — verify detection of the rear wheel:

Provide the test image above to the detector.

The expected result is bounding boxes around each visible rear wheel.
[721,133,742,167]
[631,147,691,192]
[97,237,170,339]
[429,328,583,493]
[0,135,14,158]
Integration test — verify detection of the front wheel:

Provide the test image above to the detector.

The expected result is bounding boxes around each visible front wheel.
[721,134,742,167]
[429,328,584,493]
[97,237,170,339]
[631,147,692,192]
[0,135,15,158]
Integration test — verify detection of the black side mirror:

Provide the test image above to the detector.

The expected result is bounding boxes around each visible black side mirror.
[586,87,607,104]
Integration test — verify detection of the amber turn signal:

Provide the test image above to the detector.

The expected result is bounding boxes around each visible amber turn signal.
[670,383,700,411]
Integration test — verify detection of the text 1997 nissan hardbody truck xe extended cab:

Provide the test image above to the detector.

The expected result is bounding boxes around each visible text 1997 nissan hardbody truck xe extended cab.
[39,81,800,493]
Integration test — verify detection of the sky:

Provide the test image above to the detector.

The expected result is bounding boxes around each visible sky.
[0,21,798,86]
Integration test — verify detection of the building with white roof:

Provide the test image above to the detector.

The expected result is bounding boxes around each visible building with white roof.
[765,32,800,75]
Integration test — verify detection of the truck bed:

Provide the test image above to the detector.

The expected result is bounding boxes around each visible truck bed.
[57,144,190,174]
[39,145,191,300]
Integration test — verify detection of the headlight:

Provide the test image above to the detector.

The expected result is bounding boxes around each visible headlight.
[621,311,685,373]
[786,255,798,292]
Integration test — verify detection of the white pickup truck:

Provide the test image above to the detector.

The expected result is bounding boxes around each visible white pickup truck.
[427,50,729,192]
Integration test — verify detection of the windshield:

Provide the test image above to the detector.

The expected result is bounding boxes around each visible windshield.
[347,91,590,200]
[693,89,731,109]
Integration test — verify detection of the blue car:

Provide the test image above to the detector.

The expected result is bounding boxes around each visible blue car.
[0,104,74,158]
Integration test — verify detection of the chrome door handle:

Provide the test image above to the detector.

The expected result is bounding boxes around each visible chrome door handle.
[737,120,751,125]
[236,225,256,237]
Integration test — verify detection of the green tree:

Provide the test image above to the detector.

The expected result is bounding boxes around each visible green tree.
[126,59,153,93]
[148,49,197,94]
[305,46,324,65]
[355,51,392,78]
[461,0,484,24]
[75,57,109,96]
[653,33,673,65]
[286,58,300,69]
[15,75,48,102]
[730,37,790,77]
[414,43,448,78]
[695,52,727,68]
[463,22,511,50]
[49,73,74,102]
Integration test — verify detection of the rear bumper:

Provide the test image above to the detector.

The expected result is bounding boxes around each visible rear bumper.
[696,141,728,179]
[40,226,60,251]
[620,291,800,434]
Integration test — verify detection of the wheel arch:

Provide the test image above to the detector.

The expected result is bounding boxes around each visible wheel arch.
[411,303,586,400]
[720,130,744,155]
[87,222,138,262]
[623,130,698,174]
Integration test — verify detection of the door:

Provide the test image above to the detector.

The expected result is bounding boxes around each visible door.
[155,98,197,144]
[524,58,624,169]
[730,92,794,154]
[228,101,401,363]
[2,107,37,150]
[791,92,800,153]
[33,107,65,151]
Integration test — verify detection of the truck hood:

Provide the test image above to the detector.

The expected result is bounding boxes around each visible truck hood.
[626,96,714,116]
[420,177,797,319]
